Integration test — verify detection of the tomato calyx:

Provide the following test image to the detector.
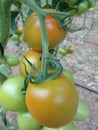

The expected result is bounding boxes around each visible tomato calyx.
[21,56,63,94]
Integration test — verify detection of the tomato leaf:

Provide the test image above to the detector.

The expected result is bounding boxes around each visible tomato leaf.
[10,11,19,35]
[0,43,4,57]
[52,0,60,8]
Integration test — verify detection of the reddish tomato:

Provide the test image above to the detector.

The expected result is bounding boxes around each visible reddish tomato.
[19,49,42,77]
[17,110,43,130]
[23,9,67,51]
[26,74,78,128]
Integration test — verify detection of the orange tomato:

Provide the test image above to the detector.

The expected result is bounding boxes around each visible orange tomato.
[19,49,41,77]
[26,74,78,128]
[23,9,67,51]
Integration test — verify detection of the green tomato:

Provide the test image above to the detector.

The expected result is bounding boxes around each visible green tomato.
[18,35,23,43]
[43,121,76,130]
[59,48,67,56]
[62,69,74,83]
[17,110,42,130]
[74,99,90,121]
[11,34,19,41]
[78,0,88,14]
[4,54,19,66]
[0,76,26,112]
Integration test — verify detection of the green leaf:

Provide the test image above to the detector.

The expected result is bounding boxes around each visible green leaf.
[0,73,7,85]
[0,64,11,77]
[10,11,19,35]
[52,0,60,8]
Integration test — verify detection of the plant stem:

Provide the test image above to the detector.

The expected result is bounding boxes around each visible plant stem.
[20,0,49,79]
[38,15,49,79]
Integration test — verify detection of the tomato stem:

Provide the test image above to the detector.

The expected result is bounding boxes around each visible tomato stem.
[20,0,64,83]
[20,0,50,79]
[39,16,49,79]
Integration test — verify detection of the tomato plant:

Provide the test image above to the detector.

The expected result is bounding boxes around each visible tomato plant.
[19,49,42,77]
[43,121,76,130]
[17,110,43,130]
[74,99,90,121]
[23,9,67,51]
[0,76,26,112]
[26,74,78,128]
[0,0,93,129]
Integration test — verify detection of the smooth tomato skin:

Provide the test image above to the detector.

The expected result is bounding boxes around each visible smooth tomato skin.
[78,0,88,14]
[44,121,76,130]
[4,54,19,66]
[17,110,42,130]
[26,74,78,128]
[19,49,41,77]
[74,99,90,121]
[62,69,74,83]
[0,76,26,112]
[23,9,67,50]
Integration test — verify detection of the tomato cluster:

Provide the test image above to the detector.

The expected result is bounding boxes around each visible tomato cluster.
[62,0,94,15]
[0,3,90,130]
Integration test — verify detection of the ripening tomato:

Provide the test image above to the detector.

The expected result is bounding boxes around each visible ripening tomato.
[19,49,42,77]
[0,76,26,112]
[26,74,78,128]
[23,9,67,51]
[17,110,43,130]
[74,99,90,121]
[43,121,76,130]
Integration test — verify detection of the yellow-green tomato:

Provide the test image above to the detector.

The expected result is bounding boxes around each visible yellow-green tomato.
[67,47,74,54]
[17,110,43,130]
[62,69,74,83]
[59,48,68,56]
[43,121,76,130]
[74,99,90,121]
[4,54,19,66]
[0,76,26,112]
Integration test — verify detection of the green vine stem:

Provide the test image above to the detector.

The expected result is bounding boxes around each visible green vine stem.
[19,0,50,80]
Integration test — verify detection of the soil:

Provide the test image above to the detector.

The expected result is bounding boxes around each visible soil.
[0,3,98,130]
